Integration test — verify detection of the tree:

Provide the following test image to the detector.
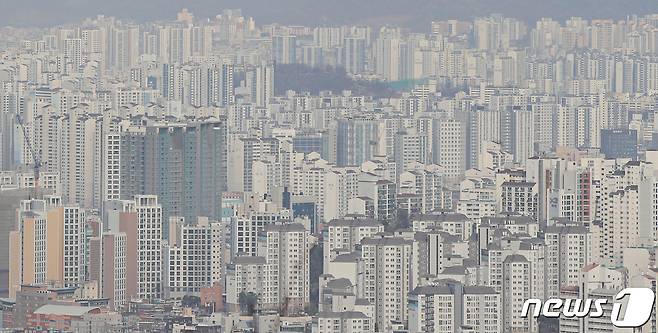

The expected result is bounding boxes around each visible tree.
[274,63,400,97]
[181,295,200,307]
[238,292,259,315]
[385,209,411,232]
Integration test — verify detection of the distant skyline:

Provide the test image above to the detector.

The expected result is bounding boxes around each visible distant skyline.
[3,0,658,29]
[3,1,658,332]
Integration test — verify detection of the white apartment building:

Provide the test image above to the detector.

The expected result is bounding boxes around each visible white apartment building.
[103,132,121,201]
[394,128,429,174]
[323,217,384,271]
[252,157,283,196]
[228,137,279,192]
[164,217,216,299]
[478,215,540,250]
[408,283,501,333]
[246,63,274,107]
[502,254,538,333]
[408,285,456,333]
[361,236,413,331]
[313,312,374,333]
[500,181,537,217]
[486,239,545,333]
[598,165,658,266]
[231,209,288,257]
[135,195,162,300]
[291,154,332,219]
[323,167,360,221]
[478,141,513,170]
[225,255,267,312]
[472,111,501,170]
[435,118,465,182]
[30,105,103,208]
[411,213,474,241]
[62,112,103,208]
[358,176,397,223]
[559,263,628,333]
[544,225,591,298]
[258,223,310,314]
[462,286,501,333]
[210,220,224,286]
[399,163,445,214]
[60,205,85,286]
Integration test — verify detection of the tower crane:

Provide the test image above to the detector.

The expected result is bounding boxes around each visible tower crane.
[15,114,42,196]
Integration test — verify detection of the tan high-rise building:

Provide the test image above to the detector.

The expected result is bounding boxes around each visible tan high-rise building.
[8,197,84,298]
[9,210,47,298]
[89,232,127,311]
[104,196,162,301]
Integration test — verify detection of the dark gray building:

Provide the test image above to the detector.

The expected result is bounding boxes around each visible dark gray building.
[119,120,227,237]
[600,129,637,160]
[0,189,33,297]
[292,131,324,156]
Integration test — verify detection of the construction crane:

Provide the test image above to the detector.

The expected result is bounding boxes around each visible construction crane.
[15,114,42,196]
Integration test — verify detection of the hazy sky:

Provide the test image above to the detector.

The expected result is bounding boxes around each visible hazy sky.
[2,0,658,28]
